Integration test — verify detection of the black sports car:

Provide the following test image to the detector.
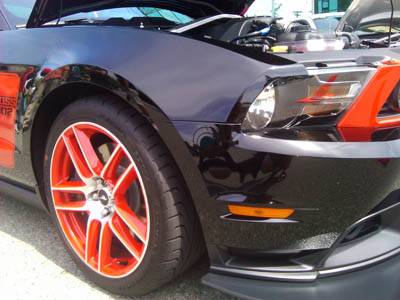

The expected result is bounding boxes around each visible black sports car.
[1,0,400,298]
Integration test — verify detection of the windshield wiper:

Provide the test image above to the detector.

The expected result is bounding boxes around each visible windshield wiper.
[64,18,100,25]
[43,18,103,27]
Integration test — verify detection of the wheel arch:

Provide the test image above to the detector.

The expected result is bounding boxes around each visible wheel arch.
[28,65,208,225]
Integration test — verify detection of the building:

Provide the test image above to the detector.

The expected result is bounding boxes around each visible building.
[313,0,352,13]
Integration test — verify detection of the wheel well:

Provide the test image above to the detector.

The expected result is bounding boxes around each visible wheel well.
[31,82,119,209]
[31,82,204,237]
[31,82,202,221]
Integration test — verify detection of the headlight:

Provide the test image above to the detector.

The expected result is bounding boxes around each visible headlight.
[241,67,376,131]
[242,85,275,130]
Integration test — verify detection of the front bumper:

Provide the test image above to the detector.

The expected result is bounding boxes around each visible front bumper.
[202,196,400,300]
[203,253,400,300]
[207,199,400,281]
[172,122,400,250]
[170,122,400,297]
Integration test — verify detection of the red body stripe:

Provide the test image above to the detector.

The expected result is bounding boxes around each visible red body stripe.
[0,73,20,168]
[339,64,400,128]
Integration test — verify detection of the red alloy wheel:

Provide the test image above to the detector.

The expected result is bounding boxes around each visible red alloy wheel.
[50,122,150,278]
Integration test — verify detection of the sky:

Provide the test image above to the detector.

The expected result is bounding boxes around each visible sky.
[246,0,314,19]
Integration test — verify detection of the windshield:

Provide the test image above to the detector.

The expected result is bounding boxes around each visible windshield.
[1,0,35,27]
[14,0,398,37]
[47,6,193,27]
[314,17,341,31]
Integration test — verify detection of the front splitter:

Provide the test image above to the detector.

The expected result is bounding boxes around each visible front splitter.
[203,254,400,300]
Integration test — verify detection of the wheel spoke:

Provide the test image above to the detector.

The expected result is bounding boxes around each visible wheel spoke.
[98,222,113,272]
[73,126,104,176]
[113,164,137,196]
[101,145,124,181]
[55,200,88,211]
[109,215,143,261]
[114,197,147,243]
[85,218,101,265]
[52,180,87,194]
[62,132,93,180]
[56,211,87,259]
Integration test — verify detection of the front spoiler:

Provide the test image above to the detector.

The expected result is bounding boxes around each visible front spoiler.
[203,253,400,300]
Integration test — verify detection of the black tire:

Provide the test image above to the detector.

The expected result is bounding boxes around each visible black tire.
[43,95,204,296]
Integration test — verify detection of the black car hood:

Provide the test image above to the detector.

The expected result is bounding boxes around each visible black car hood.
[27,0,254,28]
[337,0,400,32]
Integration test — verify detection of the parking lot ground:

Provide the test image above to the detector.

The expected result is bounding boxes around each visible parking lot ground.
[0,196,236,300]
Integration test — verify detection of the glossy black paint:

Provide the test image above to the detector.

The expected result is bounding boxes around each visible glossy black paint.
[1,23,400,265]
[172,121,400,250]
[0,26,275,187]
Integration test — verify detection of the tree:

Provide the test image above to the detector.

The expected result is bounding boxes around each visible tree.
[273,3,282,17]
[293,10,302,17]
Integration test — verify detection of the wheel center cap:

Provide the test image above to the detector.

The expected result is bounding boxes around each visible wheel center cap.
[98,190,109,206]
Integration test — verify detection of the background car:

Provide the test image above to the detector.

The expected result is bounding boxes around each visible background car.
[284,12,345,32]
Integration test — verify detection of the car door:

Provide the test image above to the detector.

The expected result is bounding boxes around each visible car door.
[0,0,35,177]
[0,5,18,168]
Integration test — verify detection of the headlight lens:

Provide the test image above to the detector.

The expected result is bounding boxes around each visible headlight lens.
[299,74,362,117]
[242,67,376,131]
[242,85,275,130]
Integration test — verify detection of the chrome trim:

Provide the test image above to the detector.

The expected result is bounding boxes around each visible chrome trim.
[211,266,318,282]
[170,14,242,33]
[220,213,299,223]
[212,249,400,283]
[307,66,376,76]
[233,133,400,159]
[318,248,400,277]
[212,249,400,282]
[225,259,314,272]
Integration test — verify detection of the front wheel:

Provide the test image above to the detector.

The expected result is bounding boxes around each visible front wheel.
[43,96,203,296]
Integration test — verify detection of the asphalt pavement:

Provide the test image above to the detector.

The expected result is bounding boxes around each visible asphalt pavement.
[0,195,236,300]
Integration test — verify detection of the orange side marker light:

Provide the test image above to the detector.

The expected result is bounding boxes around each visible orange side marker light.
[228,205,294,219]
